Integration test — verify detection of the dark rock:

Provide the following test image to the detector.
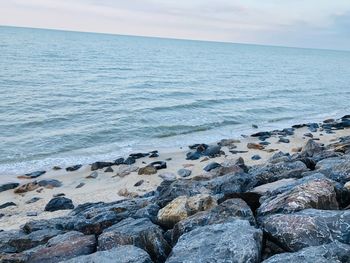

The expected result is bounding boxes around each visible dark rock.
[75,182,85,189]
[86,171,98,179]
[133,204,160,224]
[66,165,82,172]
[26,212,38,217]
[124,157,136,165]
[98,217,170,263]
[114,157,125,165]
[0,202,16,209]
[177,169,191,177]
[251,131,271,138]
[167,220,262,263]
[247,143,265,150]
[262,241,350,263]
[315,155,350,184]
[278,137,290,143]
[104,166,114,173]
[149,152,159,158]
[129,153,149,159]
[261,209,350,251]
[134,180,144,187]
[203,162,221,172]
[63,245,152,263]
[304,132,313,138]
[149,161,167,170]
[260,141,271,146]
[38,179,62,188]
[0,182,20,193]
[186,151,201,160]
[301,139,323,157]
[91,161,113,171]
[24,170,46,179]
[307,123,319,132]
[45,197,74,212]
[172,198,256,243]
[158,172,176,181]
[252,155,262,160]
[26,231,96,263]
[25,197,42,204]
[53,193,65,197]
[203,145,222,157]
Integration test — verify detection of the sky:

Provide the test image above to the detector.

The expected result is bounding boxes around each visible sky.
[1,0,350,50]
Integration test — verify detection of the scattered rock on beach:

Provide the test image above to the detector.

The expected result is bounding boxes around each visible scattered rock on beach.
[177,168,191,177]
[0,202,16,209]
[0,182,19,193]
[25,197,42,204]
[14,181,39,194]
[38,179,62,188]
[91,161,114,171]
[252,154,262,160]
[75,182,85,189]
[203,162,221,172]
[18,170,46,179]
[45,197,74,212]
[66,165,82,172]
[278,137,290,143]
[86,171,98,179]
[134,180,144,187]
[138,166,157,175]
[247,142,265,150]
[159,172,176,181]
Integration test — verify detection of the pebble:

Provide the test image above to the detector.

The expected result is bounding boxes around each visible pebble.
[52,166,62,170]
[278,137,290,143]
[177,169,192,178]
[134,180,144,187]
[76,182,85,189]
[203,162,221,172]
[26,212,38,217]
[304,133,314,138]
[53,193,65,197]
[25,197,42,204]
[86,171,98,179]
[104,167,114,173]
[251,155,262,160]
[66,165,82,172]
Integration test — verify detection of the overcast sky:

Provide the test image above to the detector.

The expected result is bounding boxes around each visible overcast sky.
[1,0,350,50]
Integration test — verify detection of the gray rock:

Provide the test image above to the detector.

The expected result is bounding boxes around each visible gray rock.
[301,139,323,157]
[278,137,290,143]
[27,212,38,217]
[25,197,42,204]
[315,155,350,184]
[98,217,170,263]
[104,166,114,173]
[24,170,46,178]
[86,171,98,179]
[134,180,144,187]
[203,162,221,172]
[91,161,114,171]
[0,202,16,209]
[75,182,85,189]
[66,165,82,172]
[159,172,176,181]
[45,197,74,212]
[172,198,256,243]
[262,241,350,263]
[252,155,262,160]
[177,169,191,177]
[261,209,350,251]
[0,182,20,193]
[167,220,263,263]
[62,245,152,263]
[38,179,62,188]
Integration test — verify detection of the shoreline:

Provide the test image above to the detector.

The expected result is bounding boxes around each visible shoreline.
[0,114,349,231]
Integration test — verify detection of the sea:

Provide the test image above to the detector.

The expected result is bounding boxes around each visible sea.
[1,26,350,175]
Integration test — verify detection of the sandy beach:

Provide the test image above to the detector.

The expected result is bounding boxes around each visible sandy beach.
[1,120,349,231]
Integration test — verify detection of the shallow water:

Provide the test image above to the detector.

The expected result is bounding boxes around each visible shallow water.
[1,26,350,175]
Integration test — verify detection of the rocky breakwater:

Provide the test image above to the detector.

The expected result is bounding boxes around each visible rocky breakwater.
[1,115,350,262]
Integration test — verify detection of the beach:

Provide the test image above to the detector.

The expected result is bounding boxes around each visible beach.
[1,116,349,231]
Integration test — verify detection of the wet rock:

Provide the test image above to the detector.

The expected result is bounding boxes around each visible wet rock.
[149,161,167,170]
[251,131,271,138]
[261,209,350,251]
[75,182,85,189]
[268,151,291,164]
[86,171,98,179]
[38,179,62,188]
[249,161,308,186]
[66,165,82,172]
[53,193,65,197]
[104,166,114,173]
[203,162,221,172]
[167,220,263,263]
[45,197,74,212]
[203,145,222,157]
[172,198,256,243]
[304,132,313,138]
[53,166,62,170]
[98,217,170,263]
[262,241,350,263]
[301,139,323,157]
[26,212,38,217]
[27,231,96,263]
[247,143,265,150]
[158,172,176,181]
[124,157,136,165]
[257,175,338,217]
[0,202,16,209]
[21,170,46,179]
[91,161,113,171]
[138,166,157,175]
[134,180,144,187]
[157,194,217,228]
[114,157,125,165]
[0,182,20,193]
[25,197,42,204]
[252,154,262,160]
[177,168,191,177]
[149,151,159,158]
[186,151,201,160]
[14,181,39,194]
[64,245,152,263]
[307,123,319,132]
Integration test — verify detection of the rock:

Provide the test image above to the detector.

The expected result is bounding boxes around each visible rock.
[203,145,222,157]
[53,193,65,197]
[203,162,221,172]
[149,151,159,158]
[104,166,114,173]
[129,153,149,159]
[249,161,308,186]
[23,170,46,179]
[307,122,319,132]
[98,217,170,263]
[149,161,167,170]
[0,182,20,193]
[262,241,350,263]
[124,157,136,165]
[247,142,265,150]
[261,209,350,251]
[250,179,297,195]
[304,132,314,138]
[301,139,323,157]
[14,181,39,194]
[278,137,290,143]
[26,212,38,217]
[167,220,263,263]
[118,188,138,198]
[38,179,62,188]
[26,231,96,263]
[133,204,160,224]
[0,228,63,253]
[268,151,291,164]
[218,139,240,146]
[25,197,42,204]
[252,154,262,160]
[75,182,85,189]
[63,245,152,263]
[134,180,144,187]
[45,197,74,212]
[257,175,338,217]
[114,157,125,165]
[86,171,98,179]
[66,165,82,172]
[0,202,16,209]
[157,194,217,228]
[252,124,259,129]
[177,168,191,177]
[158,172,176,181]
[186,151,201,160]
[53,166,62,170]
[251,131,271,138]
[315,155,350,184]
[138,166,157,175]
[113,165,139,177]
[172,198,256,243]
[91,161,113,171]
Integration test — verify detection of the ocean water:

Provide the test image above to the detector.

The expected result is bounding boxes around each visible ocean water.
[1,26,350,175]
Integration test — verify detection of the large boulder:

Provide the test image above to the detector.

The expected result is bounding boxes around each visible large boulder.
[315,155,350,184]
[157,194,217,228]
[62,245,152,263]
[301,139,323,157]
[260,209,350,251]
[98,217,170,263]
[262,241,350,263]
[45,197,74,212]
[166,220,263,263]
[172,198,255,244]
[25,231,96,263]
[257,174,339,217]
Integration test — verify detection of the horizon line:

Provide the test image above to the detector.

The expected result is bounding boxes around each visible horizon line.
[1,24,349,53]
